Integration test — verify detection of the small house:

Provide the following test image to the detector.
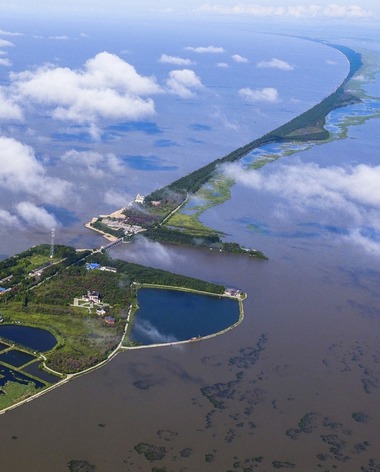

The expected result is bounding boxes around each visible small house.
[134,193,145,204]
[87,291,101,303]
[86,262,101,270]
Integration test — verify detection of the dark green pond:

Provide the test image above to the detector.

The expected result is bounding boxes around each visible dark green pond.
[0,325,57,352]
[130,288,240,345]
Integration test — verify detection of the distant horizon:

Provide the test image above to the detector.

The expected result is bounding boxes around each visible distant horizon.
[0,1,378,21]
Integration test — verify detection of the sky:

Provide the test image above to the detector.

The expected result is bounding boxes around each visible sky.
[1,1,379,19]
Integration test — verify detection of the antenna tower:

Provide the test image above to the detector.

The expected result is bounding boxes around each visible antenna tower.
[50,228,55,259]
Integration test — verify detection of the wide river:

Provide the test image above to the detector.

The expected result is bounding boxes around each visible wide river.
[0,18,380,472]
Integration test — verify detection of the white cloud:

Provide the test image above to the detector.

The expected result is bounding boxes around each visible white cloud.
[0,39,14,48]
[196,4,373,18]
[225,162,380,209]
[232,54,248,63]
[239,87,280,103]
[0,29,23,37]
[61,149,124,178]
[49,35,69,40]
[166,69,203,98]
[224,161,380,255]
[323,4,373,18]
[0,209,21,228]
[104,190,132,207]
[16,201,58,230]
[217,62,229,68]
[10,52,162,124]
[124,236,185,269]
[0,136,70,203]
[184,45,225,54]
[257,58,294,71]
[0,58,11,67]
[212,106,239,131]
[159,54,194,66]
[134,319,177,344]
[0,91,23,121]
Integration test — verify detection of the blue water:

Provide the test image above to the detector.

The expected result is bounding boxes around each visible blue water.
[130,288,240,345]
[0,14,353,257]
[122,155,177,172]
[0,350,36,368]
[0,364,45,389]
[0,326,57,352]
[23,362,61,384]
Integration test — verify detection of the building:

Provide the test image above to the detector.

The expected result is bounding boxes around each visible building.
[99,266,117,273]
[86,291,101,303]
[134,193,145,204]
[86,262,101,270]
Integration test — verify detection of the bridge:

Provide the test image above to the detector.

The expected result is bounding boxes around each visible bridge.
[101,238,124,251]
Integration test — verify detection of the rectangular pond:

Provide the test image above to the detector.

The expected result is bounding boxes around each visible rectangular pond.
[0,350,36,368]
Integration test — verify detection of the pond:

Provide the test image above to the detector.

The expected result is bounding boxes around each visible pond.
[0,364,45,389]
[0,325,57,352]
[130,288,240,345]
[0,349,36,368]
[23,362,61,384]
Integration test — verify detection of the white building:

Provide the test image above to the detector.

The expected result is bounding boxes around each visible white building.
[134,193,145,204]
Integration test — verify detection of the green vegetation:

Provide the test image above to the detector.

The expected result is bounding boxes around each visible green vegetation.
[0,244,227,380]
[89,251,226,294]
[0,381,40,410]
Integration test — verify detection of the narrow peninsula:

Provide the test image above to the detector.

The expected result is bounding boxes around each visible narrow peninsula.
[0,40,367,413]
[87,41,362,260]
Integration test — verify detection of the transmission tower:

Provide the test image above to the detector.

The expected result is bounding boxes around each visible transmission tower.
[50,228,55,259]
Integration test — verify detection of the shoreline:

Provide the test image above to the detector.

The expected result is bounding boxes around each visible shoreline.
[85,41,363,247]
[0,282,244,414]
[0,38,368,415]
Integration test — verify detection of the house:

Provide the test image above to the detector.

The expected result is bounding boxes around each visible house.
[134,193,145,204]
[87,291,101,303]
[99,266,117,273]
[224,288,242,297]
[105,316,116,325]
[96,307,107,316]
[86,262,101,270]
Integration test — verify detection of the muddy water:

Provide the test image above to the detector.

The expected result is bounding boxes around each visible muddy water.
[0,239,379,471]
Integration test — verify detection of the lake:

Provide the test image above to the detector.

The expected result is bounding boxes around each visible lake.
[130,288,240,345]
[0,12,379,472]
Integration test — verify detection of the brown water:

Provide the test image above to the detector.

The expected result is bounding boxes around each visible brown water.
[0,241,379,471]
[0,20,379,471]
